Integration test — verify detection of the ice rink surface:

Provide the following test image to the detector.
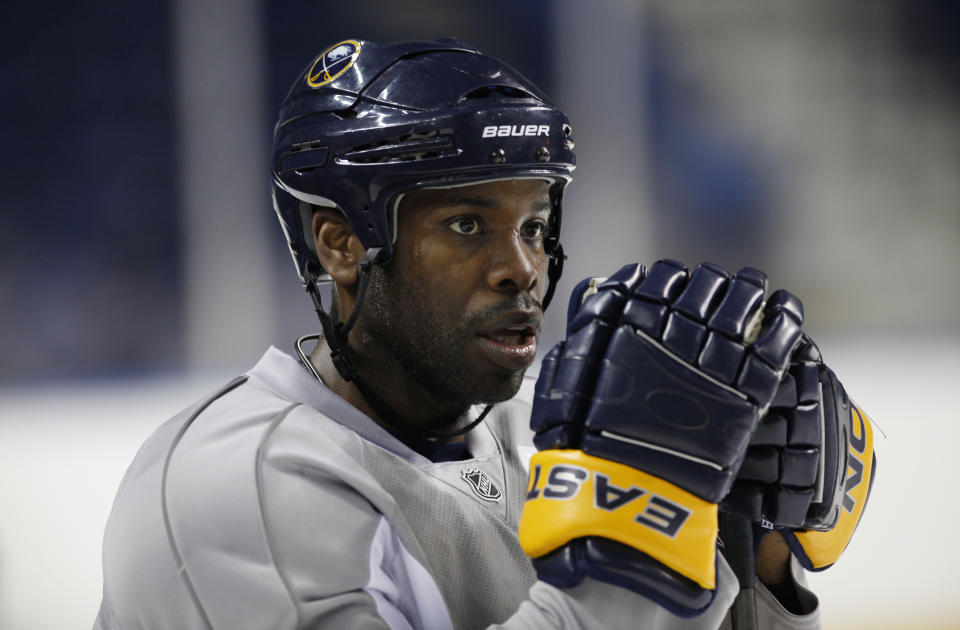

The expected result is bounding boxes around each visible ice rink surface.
[1,333,957,629]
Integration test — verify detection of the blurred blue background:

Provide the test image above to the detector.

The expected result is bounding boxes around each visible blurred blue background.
[1,1,958,628]
[2,0,958,382]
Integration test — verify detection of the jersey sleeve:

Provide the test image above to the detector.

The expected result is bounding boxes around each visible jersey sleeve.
[492,559,738,630]
[748,558,821,630]
[489,557,821,630]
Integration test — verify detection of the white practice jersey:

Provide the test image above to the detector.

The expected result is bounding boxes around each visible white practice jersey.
[94,347,820,630]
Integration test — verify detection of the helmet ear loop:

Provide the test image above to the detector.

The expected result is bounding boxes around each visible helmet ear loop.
[338,246,383,336]
[541,243,566,312]
[540,185,566,312]
[305,267,359,382]
[305,246,385,382]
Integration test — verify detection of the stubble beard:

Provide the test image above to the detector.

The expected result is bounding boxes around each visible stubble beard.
[355,265,532,429]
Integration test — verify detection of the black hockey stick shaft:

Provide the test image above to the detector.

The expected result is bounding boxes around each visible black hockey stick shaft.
[719,512,758,630]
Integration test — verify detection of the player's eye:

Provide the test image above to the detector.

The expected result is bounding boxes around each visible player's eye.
[449,216,482,235]
[522,220,547,240]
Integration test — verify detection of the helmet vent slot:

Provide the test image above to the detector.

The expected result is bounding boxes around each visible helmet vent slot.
[460,85,536,102]
[338,128,458,164]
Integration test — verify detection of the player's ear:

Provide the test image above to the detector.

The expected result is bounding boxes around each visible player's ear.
[312,208,365,287]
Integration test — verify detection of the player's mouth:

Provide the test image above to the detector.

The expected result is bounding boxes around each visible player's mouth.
[476,316,540,371]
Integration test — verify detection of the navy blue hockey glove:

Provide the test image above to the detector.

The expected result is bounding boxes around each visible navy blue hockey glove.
[725,335,878,571]
[518,260,804,617]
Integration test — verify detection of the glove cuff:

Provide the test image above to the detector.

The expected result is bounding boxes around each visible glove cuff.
[519,450,718,589]
[532,537,717,617]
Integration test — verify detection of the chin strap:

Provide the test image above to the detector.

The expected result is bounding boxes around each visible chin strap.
[302,247,492,441]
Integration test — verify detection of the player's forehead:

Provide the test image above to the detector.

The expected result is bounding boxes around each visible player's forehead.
[399,178,552,215]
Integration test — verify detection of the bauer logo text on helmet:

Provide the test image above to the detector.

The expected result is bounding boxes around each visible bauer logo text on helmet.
[482,125,550,138]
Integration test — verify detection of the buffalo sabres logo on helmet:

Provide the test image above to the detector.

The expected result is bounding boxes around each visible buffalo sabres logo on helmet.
[307,40,361,88]
[460,469,502,502]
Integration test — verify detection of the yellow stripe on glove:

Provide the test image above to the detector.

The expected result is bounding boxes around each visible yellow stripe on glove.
[518,450,718,589]
[793,403,876,569]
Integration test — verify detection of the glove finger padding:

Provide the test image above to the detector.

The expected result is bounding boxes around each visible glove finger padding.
[789,337,878,570]
[531,263,647,450]
[784,394,877,571]
[520,261,804,617]
[722,358,822,528]
[724,334,878,571]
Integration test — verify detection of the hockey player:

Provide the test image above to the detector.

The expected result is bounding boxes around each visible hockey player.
[95,38,876,629]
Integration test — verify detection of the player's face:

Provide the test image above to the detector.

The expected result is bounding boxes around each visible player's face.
[362,178,552,407]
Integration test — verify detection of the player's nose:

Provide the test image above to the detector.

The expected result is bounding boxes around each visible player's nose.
[484,231,542,297]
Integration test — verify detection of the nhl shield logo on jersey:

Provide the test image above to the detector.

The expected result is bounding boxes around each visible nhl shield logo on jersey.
[460,468,502,502]
[307,40,361,88]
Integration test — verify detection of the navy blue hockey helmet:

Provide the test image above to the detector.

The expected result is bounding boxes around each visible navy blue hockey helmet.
[271,38,576,299]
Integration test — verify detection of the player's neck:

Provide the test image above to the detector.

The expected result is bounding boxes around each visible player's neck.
[309,338,469,443]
